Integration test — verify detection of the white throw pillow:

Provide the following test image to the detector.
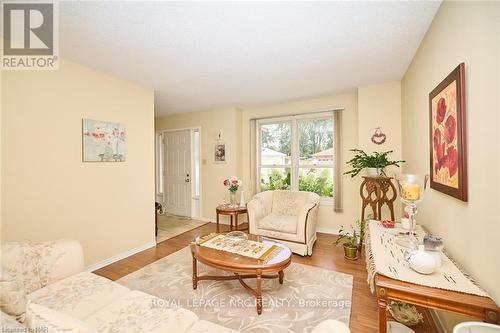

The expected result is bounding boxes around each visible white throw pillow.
[0,278,27,317]
[26,301,97,333]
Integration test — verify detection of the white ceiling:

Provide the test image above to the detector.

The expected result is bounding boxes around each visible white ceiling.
[59,1,440,116]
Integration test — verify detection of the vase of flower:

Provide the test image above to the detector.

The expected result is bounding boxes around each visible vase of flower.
[223,176,242,208]
[229,191,236,207]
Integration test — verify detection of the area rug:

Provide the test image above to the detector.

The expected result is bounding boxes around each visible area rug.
[156,214,208,243]
[118,247,353,333]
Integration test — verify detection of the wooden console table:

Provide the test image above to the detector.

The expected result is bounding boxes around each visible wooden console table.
[360,176,397,221]
[375,274,499,333]
[367,221,499,332]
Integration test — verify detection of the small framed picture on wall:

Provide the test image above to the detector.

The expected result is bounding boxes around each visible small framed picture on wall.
[429,63,467,201]
[214,142,226,164]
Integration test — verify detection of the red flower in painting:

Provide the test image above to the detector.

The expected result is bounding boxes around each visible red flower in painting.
[444,115,456,144]
[433,128,446,167]
[433,128,441,150]
[447,146,458,177]
[436,98,446,124]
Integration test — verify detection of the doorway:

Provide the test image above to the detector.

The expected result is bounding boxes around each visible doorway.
[156,128,201,218]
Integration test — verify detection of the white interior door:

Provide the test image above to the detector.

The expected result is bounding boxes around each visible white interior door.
[164,130,191,217]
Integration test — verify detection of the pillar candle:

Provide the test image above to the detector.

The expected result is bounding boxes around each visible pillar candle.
[402,183,421,201]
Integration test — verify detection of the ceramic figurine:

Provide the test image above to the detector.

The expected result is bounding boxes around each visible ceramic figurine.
[407,245,436,274]
[423,234,444,251]
[239,190,246,207]
[427,250,442,268]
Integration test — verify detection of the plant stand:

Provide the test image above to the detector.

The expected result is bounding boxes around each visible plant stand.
[360,176,397,221]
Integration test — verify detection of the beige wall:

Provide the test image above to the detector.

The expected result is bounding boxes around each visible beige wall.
[1,59,156,266]
[358,82,402,162]
[358,82,403,218]
[401,1,500,327]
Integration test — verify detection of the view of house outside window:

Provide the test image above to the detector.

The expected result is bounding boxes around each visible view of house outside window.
[258,113,335,199]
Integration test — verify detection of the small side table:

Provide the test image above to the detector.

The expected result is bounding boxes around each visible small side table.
[216,205,248,233]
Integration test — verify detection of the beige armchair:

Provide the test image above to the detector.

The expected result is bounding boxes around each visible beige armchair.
[247,190,320,256]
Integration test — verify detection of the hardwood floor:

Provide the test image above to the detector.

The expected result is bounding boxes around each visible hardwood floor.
[94,223,437,333]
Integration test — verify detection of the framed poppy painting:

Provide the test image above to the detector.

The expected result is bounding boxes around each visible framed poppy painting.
[429,63,467,201]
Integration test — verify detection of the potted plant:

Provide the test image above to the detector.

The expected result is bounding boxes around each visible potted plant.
[333,226,359,260]
[344,149,405,178]
[357,217,368,250]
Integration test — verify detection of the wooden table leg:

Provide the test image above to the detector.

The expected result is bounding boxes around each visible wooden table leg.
[230,215,233,231]
[216,213,220,233]
[378,297,387,333]
[256,270,262,315]
[278,270,284,284]
[192,257,198,290]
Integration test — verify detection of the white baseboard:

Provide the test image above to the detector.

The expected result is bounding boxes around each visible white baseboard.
[317,227,339,235]
[85,241,157,272]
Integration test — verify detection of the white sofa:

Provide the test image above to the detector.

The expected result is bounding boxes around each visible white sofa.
[0,239,349,333]
[0,239,236,333]
[247,190,320,256]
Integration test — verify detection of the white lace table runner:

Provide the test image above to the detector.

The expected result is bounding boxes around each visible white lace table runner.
[198,233,282,261]
[365,220,489,298]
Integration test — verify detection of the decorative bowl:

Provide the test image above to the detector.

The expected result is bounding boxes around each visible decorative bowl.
[224,231,248,247]
[388,301,424,327]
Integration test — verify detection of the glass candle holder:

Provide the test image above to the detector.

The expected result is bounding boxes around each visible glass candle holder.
[395,174,429,249]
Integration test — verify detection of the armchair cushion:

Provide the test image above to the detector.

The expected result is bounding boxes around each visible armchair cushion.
[259,213,297,234]
[248,190,320,255]
[271,191,311,216]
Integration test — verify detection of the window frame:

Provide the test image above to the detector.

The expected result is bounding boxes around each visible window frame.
[256,111,335,205]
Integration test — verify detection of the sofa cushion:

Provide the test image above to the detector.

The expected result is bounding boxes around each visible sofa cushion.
[259,213,298,234]
[1,242,43,294]
[86,290,198,333]
[26,301,97,333]
[187,320,238,333]
[1,311,25,330]
[27,272,130,320]
[0,278,26,317]
[271,191,310,216]
[1,240,84,295]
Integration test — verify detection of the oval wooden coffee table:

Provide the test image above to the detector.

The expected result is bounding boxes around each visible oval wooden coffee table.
[190,234,292,315]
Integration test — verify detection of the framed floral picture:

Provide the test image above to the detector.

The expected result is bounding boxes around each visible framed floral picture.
[82,119,126,162]
[214,142,226,163]
[429,63,467,201]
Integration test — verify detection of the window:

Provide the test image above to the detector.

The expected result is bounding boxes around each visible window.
[257,112,338,203]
